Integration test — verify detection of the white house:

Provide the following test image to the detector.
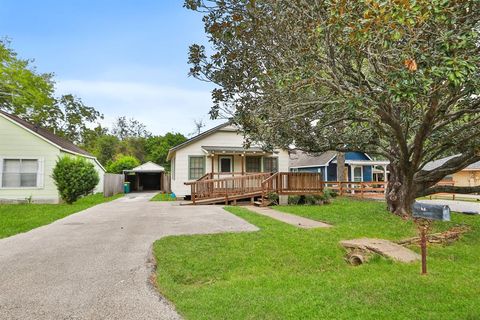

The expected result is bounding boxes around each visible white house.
[166,122,290,198]
[0,111,105,203]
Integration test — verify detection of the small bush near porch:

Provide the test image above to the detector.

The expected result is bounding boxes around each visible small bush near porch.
[153,198,479,319]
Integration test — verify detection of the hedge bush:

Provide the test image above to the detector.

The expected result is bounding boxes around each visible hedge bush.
[106,155,140,174]
[52,156,100,204]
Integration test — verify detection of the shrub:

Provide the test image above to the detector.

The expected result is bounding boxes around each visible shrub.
[107,155,140,174]
[321,188,334,204]
[303,195,318,205]
[52,156,100,204]
[266,192,279,205]
[288,195,301,205]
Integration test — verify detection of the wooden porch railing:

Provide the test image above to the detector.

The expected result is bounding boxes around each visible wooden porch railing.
[262,172,324,197]
[186,173,271,204]
[186,172,325,204]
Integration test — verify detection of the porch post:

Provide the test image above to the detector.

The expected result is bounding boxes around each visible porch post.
[241,154,245,175]
[211,154,215,178]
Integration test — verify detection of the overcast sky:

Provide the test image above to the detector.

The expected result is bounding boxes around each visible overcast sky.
[0,0,224,136]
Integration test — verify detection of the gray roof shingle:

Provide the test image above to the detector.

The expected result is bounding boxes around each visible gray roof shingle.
[289,150,337,168]
[423,154,480,171]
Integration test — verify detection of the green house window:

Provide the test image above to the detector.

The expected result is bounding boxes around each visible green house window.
[246,156,262,173]
[189,156,205,180]
[263,157,278,173]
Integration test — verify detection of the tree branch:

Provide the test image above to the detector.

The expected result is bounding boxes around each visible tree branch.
[418,185,480,197]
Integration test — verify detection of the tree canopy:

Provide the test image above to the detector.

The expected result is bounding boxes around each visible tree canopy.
[0,39,102,144]
[187,0,480,216]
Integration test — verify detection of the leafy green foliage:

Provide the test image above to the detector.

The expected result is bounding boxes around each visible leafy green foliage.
[145,133,187,171]
[0,193,121,239]
[52,156,100,204]
[106,155,140,174]
[153,198,480,319]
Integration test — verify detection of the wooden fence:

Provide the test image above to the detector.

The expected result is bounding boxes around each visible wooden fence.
[103,173,124,197]
[324,181,387,198]
[163,173,172,194]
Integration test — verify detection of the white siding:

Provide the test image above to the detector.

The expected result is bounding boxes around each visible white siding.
[0,115,61,203]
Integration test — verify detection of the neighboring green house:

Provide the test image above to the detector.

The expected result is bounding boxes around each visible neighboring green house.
[0,111,105,203]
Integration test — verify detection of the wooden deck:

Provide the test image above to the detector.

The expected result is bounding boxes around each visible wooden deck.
[185,173,393,205]
[185,172,324,205]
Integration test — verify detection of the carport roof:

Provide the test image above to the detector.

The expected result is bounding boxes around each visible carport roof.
[124,161,165,173]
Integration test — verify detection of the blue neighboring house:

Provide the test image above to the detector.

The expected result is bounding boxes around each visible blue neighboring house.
[289,150,389,182]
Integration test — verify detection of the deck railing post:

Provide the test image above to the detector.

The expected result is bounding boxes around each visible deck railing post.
[191,184,196,205]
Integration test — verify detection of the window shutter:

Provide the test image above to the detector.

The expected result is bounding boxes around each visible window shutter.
[37,158,45,188]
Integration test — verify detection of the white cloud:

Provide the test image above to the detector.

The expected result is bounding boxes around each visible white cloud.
[55,79,225,135]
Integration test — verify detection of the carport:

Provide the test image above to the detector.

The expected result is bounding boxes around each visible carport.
[123,161,165,192]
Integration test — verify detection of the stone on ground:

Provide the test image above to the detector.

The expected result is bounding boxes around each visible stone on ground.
[340,238,420,263]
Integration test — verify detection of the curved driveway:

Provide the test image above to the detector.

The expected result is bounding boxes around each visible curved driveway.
[0,193,258,319]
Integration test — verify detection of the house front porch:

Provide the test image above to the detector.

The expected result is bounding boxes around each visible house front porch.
[200,146,281,179]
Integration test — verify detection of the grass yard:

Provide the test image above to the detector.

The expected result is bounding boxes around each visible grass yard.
[0,193,122,239]
[153,198,480,320]
[151,193,176,201]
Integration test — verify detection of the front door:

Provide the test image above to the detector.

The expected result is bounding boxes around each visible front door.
[219,156,233,173]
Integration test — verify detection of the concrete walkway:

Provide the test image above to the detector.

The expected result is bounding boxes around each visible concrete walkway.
[419,199,480,214]
[0,192,258,320]
[247,206,332,229]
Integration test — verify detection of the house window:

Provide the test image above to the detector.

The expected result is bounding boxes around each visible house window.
[263,157,278,173]
[188,156,205,180]
[246,156,262,173]
[2,159,39,188]
[171,157,175,180]
[219,156,233,173]
[353,166,363,182]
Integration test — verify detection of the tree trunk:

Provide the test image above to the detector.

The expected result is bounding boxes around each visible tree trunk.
[385,163,416,218]
[336,152,346,182]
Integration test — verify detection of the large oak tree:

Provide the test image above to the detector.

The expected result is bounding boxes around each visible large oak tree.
[186,0,480,217]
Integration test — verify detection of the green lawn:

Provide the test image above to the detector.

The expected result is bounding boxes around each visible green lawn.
[153,198,480,320]
[0,193,122,239]
[151,193,176,201]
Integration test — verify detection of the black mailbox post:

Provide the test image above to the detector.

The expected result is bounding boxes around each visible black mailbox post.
[412,202,451,275]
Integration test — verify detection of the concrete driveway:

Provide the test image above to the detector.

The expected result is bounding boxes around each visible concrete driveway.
[0,192,258,319]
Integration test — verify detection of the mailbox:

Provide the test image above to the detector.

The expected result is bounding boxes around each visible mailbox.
[412,202,451,221]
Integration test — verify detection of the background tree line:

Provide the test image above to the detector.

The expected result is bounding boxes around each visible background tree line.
[0,39,186,173]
